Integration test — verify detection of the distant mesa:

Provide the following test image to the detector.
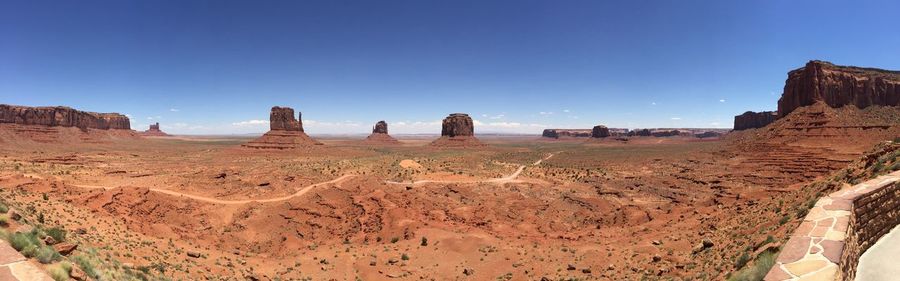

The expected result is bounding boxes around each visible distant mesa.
[733,111,777,131]
[0,104,131,130]
[242,106,322,149]
[591,125,610,138]
[430,113,485,147]
[140,122,170,136]
[542,129,591,138]
[364,120,399,144]
[734,60,900,130]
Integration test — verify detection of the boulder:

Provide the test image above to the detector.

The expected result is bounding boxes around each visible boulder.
[53,242,77,255]
[0,104,131,130]
[591,125,610,138]
[778,60,900,118]
[733,111,778,130]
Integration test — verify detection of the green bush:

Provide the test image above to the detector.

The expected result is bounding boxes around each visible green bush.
[48,266,69,281]
[9,231,40,252]
[36,247,62,264]
[74,255,100,279]
[0,214,8,226]
[0,202,8,213]
[734,252,750,269]
[728,251,776,281]
[45,227,66,243]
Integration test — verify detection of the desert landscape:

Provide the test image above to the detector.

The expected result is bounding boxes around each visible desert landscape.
[1,60,899,281]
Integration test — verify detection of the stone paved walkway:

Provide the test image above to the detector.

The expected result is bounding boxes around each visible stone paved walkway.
[856,224,900,281]
[0,240,52,281]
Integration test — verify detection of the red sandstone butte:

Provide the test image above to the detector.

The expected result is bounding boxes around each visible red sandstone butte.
[778,60,900,118]
[365,120,399,144]
[430,113,485,147]
[591,125,610,138]
[242,106,321,149]
[141,122,171,136]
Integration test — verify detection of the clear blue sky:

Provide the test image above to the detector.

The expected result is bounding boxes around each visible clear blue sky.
[2,1,899,134]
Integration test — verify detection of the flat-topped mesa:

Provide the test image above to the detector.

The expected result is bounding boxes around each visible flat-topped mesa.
[269,106,303,131]
[430,113,485,147]
[733,111,777,130]
[542,129,591,138]
[778,60,900,118]
[242,106,320,149]
[0,104,131,130]
[365,120,399,144]
[591,125,610,138]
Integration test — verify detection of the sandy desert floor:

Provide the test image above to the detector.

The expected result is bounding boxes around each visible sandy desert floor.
[0,121,896,281]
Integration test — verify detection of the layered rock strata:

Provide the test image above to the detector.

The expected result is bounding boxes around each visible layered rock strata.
[365,120,399,144]
[0,104,131,130]
[734,111,778,130]
[778,61,900,118]
[242,106,321,149]
[430,113,485,147]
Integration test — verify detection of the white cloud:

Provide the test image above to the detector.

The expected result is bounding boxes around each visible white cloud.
[651,102,657,105]
[170,108,179,112]
[231,120,269,126]
[710,122,721,126]
[147,116,162,120]
[539,111,553,116]
[562,109,570,113]
[670,117,682,120]
[719,99,726,103]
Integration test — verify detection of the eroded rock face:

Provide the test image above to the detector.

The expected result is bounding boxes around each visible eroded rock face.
[591,125,610,138]
[778,60,900,118]
[733,111,778,130]
[542,129,592,138]
[441,113,475,137]
[141,122,170,136]
[627,129,651,137]
[269,106,303,131]
[373,121,388,134]
[0,104,130,130]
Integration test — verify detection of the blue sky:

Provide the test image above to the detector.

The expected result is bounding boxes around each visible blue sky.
[2,1,899,134]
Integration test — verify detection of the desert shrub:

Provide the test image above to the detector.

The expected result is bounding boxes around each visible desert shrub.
[734,252,750,269]
[45,227,66,242]
[420,237,428,246]
[74,255,100,279]
[390,237,399,243]
[20,244,39,258]
[779,215,790,225]
[48,265,70,281]
[9,231,40,251]
[36,247,62,264]
[401,253,409,260]
[0,202,8,213]
[0,214,8,226]
[728,251,776,281]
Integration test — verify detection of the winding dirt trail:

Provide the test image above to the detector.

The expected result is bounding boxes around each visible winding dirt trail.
[385,152,557,186]
[37,152,558,205]
[69,175,355,205]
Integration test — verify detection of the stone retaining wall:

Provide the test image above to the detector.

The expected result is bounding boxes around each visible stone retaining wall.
[765,170,900,280]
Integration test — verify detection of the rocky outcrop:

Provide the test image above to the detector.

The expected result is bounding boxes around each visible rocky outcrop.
[733,111,778,130]
[365,120,399,144]
[243,106,320,149]
[0,104,131,130]
[141,122,170,137]
[778,60,900,118]
[591,125,610,138]
[430,113,485,147]
[627,129,651,137]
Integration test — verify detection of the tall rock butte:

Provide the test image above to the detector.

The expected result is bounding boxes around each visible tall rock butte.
[778,60,900,118]
[365,120,399,144]
[242,106,321,149]
[733,111,778,130]
[0,104,131,130]
[140,122,171,136]
[591,125,610,138]
[430,113,485,147]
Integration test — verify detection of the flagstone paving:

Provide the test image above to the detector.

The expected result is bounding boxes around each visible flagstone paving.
[0,240,52,281]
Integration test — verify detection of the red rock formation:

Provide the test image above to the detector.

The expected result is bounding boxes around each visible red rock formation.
[733,111,778,130]
[627,129,651,137]
[778,60,900,118]
[591,125,610,138]
[0,104,131,130]
[365,120,399,144]
[243,106,321,149]
[140,122,170,136]
[430,113,485,147]
[542,129,592,138]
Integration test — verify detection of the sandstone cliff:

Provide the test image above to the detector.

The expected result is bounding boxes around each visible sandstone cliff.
[591,125,610,138]
[542,129,592,138]
[0,104,131,130]
[778,60,900,118]
[141,122,170,137]
[733,111,778,130]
